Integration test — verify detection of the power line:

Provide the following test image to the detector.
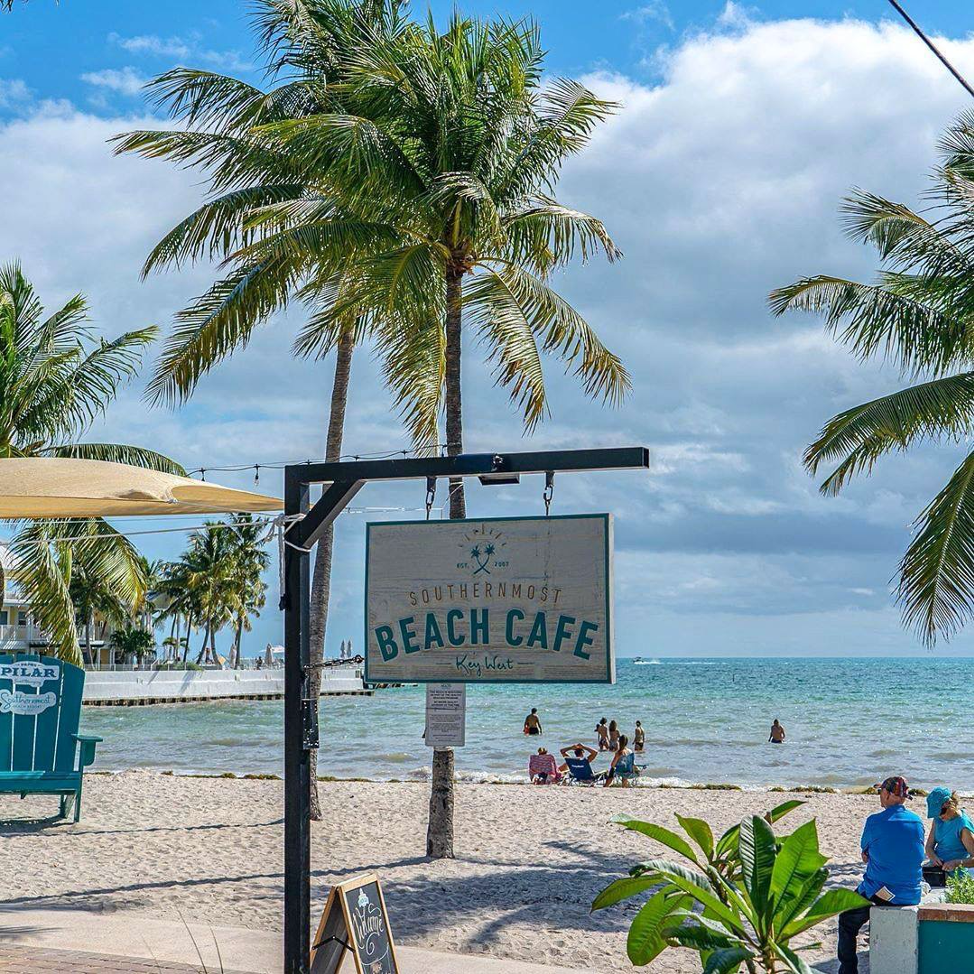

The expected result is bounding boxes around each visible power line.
[885,0,974,99]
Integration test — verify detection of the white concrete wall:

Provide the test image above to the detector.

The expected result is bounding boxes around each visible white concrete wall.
[83,666,365,703]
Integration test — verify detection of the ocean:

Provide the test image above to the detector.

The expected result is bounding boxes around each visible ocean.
[79,657,974,791]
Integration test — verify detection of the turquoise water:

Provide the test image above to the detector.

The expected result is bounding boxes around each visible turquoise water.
[79,658,974,790]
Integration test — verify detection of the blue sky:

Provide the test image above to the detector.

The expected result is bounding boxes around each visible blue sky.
[4,0,974,658]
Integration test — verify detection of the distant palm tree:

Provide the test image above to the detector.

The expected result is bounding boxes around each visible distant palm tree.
[771,113,974,644]
[225,514,269,668]
[69,565,126,665]
[0,262,182,664]
[109,622,154,667]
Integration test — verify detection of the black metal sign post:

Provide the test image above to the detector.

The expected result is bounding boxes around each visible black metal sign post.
[281,447,649,974]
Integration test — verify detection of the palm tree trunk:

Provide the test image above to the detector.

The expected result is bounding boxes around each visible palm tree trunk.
[233,616,243,669]
[427,265,465,861]
[307,329,354,821]
[182,614,191,662]
[84,612,93,667]
[196,622,209,664]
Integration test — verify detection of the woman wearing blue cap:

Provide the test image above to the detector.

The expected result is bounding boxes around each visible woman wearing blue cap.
[925,787,974,876]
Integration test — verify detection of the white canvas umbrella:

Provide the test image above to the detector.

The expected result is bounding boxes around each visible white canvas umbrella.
[0,458,281,517]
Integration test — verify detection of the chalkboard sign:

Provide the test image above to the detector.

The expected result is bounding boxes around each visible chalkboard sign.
[310,873,399,974]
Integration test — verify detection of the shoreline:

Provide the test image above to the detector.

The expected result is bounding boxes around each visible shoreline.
[86,765,956,796]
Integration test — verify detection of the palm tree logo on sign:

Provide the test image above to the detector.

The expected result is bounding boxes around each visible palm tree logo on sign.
[457,526,508,576]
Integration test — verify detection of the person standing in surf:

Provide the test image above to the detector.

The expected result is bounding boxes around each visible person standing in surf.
[595,718,610,750]
[769,719,786,744]
[523,708,543,736]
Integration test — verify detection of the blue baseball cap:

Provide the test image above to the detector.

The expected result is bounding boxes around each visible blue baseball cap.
[927,786,952,819]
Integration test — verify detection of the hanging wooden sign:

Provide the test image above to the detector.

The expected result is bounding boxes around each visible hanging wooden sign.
[365,514,614,684]
[310,873,399,974]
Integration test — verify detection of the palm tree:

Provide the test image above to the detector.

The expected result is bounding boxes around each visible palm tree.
[0,262,183,665]
[114,0,411,819]
[770,113,974,645]
[114,7,628,846]
[110,622,155,667]
[69,564,126,665]
[178,525,239,664]
[225,513,270,667]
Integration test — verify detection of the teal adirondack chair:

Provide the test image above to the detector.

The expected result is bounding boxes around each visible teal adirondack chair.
[0,653,101,821]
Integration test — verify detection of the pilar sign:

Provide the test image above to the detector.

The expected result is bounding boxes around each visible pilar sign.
[365,514,614,684]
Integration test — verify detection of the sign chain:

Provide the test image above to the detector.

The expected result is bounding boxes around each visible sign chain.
[543,471,555,516]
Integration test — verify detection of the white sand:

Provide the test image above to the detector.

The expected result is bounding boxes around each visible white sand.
[0,772,879,972]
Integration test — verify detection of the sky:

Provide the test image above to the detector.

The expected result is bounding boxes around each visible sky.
[3,0,974,658]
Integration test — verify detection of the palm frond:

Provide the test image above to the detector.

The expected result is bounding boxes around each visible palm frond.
[146,260,299,406]
[770,275,974,375]
[899,450,974,644]
[804,373,974,494]
[46,442,186,476]
[470,262,630,415]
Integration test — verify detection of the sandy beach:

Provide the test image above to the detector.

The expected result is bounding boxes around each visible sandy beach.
[0,771,886,972]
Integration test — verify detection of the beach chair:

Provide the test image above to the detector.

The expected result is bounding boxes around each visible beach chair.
[564,757,606,786]
[607,752,639,787]
[0,653,101,822]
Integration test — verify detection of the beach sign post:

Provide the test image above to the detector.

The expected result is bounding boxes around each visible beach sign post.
[282,447,649,973]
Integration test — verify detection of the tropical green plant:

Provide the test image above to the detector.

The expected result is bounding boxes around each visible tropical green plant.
[594,810,868,972]
[607,799,805,891]
[109,622,155,665]
[769,114,974,645]
[114,2,628,843]
[0,262,182,664]
[946,868,974,905]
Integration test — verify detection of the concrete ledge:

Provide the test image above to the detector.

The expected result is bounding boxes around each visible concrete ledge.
[82,668,366,705]
[871,904,918,974]
[919,902,974,923]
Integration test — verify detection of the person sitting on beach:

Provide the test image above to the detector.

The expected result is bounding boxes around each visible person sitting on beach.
[836,775,924,974]
[925,787,974,878]
[769,719,785,743]
[608,719,620,750]
[559,742,604,784]
[605,735,638,788]
[595,718,609,750]
[523,708,543,736]
[528,747,561,785]
[633,721,645,753]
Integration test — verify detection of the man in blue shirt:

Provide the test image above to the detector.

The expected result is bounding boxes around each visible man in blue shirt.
[838,775,925,974]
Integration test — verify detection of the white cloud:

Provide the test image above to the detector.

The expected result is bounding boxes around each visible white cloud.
[81,67,148,97]
[108,32,191,59]
[107,31,253,73]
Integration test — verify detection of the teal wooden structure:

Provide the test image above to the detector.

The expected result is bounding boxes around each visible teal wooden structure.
[0,653,101,821]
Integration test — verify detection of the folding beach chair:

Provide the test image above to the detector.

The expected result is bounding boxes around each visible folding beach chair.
[606,751,639,787]
[564,757,606,786]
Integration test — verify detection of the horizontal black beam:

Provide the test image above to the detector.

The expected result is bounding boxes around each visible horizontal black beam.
[290,447,649,488]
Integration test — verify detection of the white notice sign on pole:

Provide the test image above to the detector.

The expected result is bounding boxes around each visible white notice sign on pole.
[424,683,466,748]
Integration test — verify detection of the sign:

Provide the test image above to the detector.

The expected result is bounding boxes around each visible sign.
[424,683,466,748]
[0,690,56,715]
[365,514,613,684]
[310,873,399,974]
[0,660,59,689]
